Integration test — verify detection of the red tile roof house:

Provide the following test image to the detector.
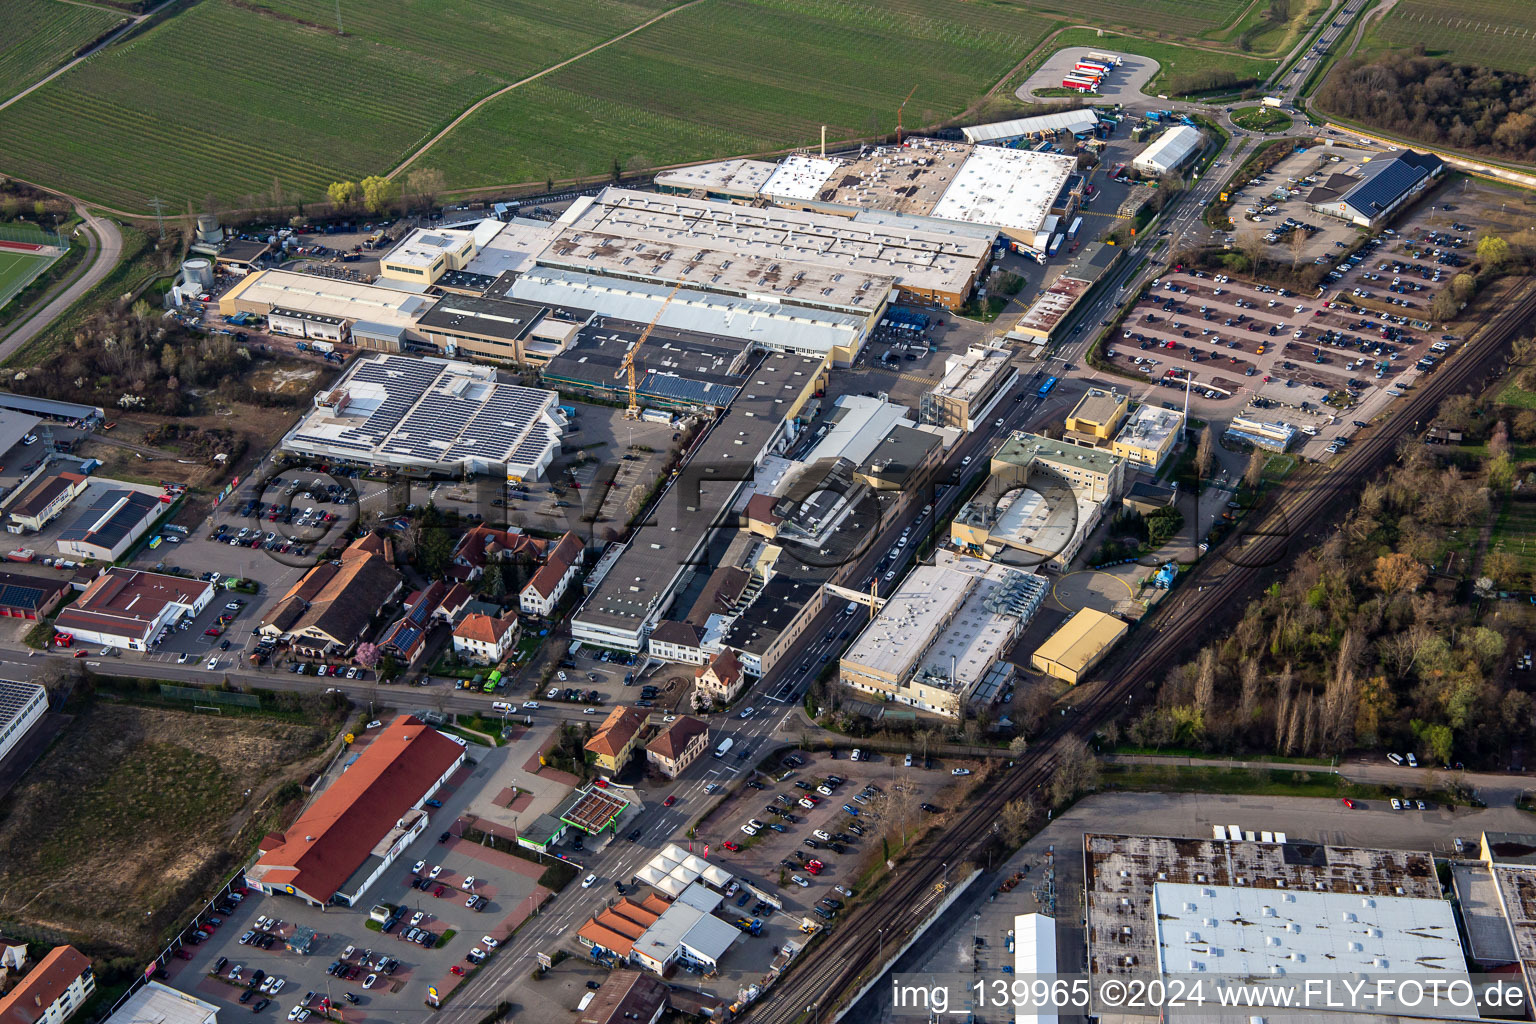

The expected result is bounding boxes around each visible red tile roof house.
[518,531,584,617]
[452,611,520,665]
[0,945,94,1024]
[247,715,466,907]
[450,525,546,582]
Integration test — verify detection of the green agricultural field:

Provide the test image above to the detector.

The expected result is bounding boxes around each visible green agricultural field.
[1368,0,1536,72]
[427,0,1056,190]
[1015,27,1278,96]
[0,0,124,103]
[0,0,677,212]
[1029,0,1248,34]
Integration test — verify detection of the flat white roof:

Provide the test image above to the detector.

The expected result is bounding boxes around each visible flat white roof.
[1153,881,1469,983]
[105,982,219,1024]
[843,552,1044,691]
[930,145,1076,234]
[989,480,1079,558]
[802,395,913,466]
[1115,404,1183,448]
[1134,125,1204,173]
[224,270,431,331]
[462,218,558,279]
[655,158,779,194]
[381,225,477,270]
[761,154,843,201]
[540,187,985,309]
[963,109,1100,144]
[933,345,1012,404]
[1014,914,1059,1024]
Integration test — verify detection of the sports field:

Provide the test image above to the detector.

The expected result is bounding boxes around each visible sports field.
[0,245,60,312]
[0,0,124,103]
[1368,0,1536,72]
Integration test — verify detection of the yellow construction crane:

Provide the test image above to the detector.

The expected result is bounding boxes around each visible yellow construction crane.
[896,84,918,145]
[616,280,682,419]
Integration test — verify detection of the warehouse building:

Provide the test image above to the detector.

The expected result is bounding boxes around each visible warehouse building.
[1307,149,1444,229]
[654,159,778,202]
[99,982,216,1024]
[414,294,549,364]
[54,569,213,651]
[0,571,67,620]
[757,140,1078,246]
[570,350,822,652]
[1013,274,1092,340]
[219,270,434,349]
[1086,832,1465,1020]
[535,187,988,315]
[55,488,164,561]
[719,569,832,678]
[249,715,466,907]
[541,319,753,412]
[961,109,1102,146]
[993,432,1124,504]
[281,354,565,480]
[1112,404,1184,471]
[4,470,89,533]
[918,346,1018,432]
[0,679,47,767]
[378,223,493,286]
[1030,607,1126,684]
[839,552,1047,717]
[1132,125,1205,178]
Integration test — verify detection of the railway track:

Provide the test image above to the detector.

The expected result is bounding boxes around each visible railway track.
[744,280,1536,1024]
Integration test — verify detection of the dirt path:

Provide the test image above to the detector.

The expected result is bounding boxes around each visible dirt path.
[0,0,178,114]
[387,0,713,181]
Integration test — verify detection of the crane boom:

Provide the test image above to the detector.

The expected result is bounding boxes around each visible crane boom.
[896,84,918,144]
[617,280,682,419]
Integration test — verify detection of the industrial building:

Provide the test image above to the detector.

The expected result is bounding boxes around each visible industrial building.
[653,158,778,201]
[379,223,495,286]
[1307,149,1444,228]
[54,488,164,561]
[719,568,833,678]
[219,269,435,348]
[1131,125,1205,178]
[952,432,1126,569]
[249,715,466,907]
[540,318,754,412]
[5,471,89,533]
[1030,607,1126,684]
[839,551,1047,717]
[918,346,1019,431]
[577,880,740,976]
[962,109,1102,146]
[1225,413,1297,452]
[570,349,821,652]
[281,353,565,480]
[54,569,213,651]
[0,679,47,769]
[1086,832,1467,1020]
[536,186,989,315]
[1112,404,1184,471]
[99,982,216,1024]
[1063,388,1129,444]
[1014,274,1092,340]
[1465,831,1536,1006]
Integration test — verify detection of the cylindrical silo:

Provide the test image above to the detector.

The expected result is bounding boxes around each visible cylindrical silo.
[181,258,213,289]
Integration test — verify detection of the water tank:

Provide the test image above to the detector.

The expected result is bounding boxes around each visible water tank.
[181,258,213,289]
[196,214,223,243]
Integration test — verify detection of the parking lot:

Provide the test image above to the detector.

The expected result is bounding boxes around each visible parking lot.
[1225,146,1372,262]
[700,749,978,924]
[1105,268,1443,455]
[167,754,543,1023]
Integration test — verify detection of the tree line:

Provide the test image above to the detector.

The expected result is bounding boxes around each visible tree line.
[1113,380,1536,768]
[1317,52,1536,163]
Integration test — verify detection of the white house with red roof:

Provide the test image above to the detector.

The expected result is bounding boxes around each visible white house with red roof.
[452,611,520,665]
[519,531,584,617]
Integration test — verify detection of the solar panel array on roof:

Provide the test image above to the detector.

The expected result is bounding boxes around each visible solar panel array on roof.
[0,679,44,727]
[640,371,739,408]
[1344,158,1431,217]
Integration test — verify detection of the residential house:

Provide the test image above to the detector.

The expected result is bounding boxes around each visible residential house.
[452,611,520,665]
[0,945,94,1024]
[379,580,447,666]
[694,650,745,706]
[644,716,709,778]
[259,533,402,658]
[584,705,648,774]
[647,620,708,666]
[450,525,544,583]
[520,531,584,617]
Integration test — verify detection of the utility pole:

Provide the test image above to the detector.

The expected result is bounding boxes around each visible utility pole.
[146,197,167,239]
[334,0,343,34]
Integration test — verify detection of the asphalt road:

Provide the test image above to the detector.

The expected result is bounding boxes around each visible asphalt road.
[0,206,123,362]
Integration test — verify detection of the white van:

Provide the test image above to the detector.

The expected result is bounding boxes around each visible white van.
[491,701,513,713]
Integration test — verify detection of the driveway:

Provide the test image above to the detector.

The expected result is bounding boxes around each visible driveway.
[1015,49,1161,106]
